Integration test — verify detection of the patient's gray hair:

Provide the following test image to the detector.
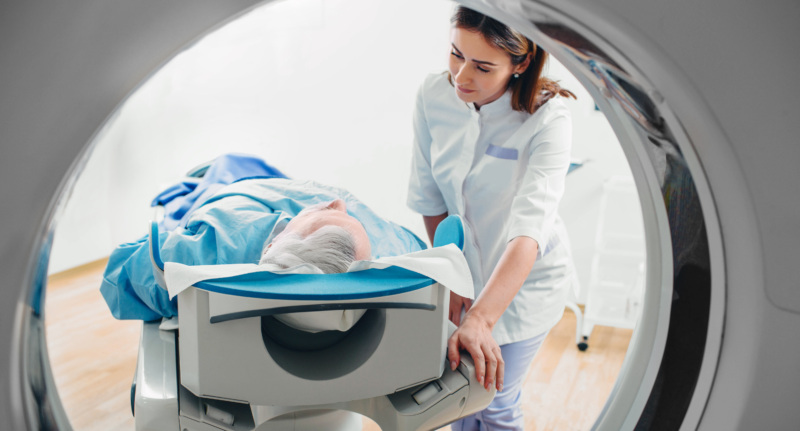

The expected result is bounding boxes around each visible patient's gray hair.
[259,225,357,274]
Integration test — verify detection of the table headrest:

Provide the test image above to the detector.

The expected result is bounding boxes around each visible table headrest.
[433,215,465,250]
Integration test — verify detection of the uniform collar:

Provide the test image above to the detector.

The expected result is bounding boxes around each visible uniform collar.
[467,90,514,118]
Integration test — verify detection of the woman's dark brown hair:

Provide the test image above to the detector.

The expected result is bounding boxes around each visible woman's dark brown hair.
[451,6,576,113]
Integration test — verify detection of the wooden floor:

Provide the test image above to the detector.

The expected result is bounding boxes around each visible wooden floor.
[45,259,632,431]
[46,259,139,430]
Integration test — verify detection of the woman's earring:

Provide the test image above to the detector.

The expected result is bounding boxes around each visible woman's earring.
[513,73,520,79]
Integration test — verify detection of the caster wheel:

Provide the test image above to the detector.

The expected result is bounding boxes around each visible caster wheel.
[577,336,589,351]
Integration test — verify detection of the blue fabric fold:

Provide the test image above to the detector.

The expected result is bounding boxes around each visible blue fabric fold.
[152,153,287,231]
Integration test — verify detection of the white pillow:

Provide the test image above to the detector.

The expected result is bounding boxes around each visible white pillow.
[274,309,367,333]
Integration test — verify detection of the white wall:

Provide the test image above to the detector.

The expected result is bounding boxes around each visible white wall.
[49,0,644,305]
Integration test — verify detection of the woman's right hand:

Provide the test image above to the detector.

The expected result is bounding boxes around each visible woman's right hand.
[449,291,473,326]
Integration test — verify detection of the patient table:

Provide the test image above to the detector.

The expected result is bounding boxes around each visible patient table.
[132,216,495,430]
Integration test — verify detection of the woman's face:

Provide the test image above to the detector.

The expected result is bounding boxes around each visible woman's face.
[449,27,526,108]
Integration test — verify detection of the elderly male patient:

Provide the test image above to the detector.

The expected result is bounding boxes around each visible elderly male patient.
[259,199,371,274]
[100,164,426,322]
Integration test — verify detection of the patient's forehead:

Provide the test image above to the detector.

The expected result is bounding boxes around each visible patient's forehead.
[286,200,371,259]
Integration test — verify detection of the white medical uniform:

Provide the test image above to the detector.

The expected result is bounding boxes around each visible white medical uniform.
[407,72,575,345]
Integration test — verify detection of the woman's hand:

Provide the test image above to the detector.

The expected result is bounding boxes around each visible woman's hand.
[447,312,504,392]
[444,237,538,393]
[449,292,473,326]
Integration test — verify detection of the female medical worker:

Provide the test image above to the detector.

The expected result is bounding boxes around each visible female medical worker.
[407,6,576,430]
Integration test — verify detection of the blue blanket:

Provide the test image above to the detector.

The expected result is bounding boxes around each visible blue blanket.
[151,153,287,231]
[101,177,426,321]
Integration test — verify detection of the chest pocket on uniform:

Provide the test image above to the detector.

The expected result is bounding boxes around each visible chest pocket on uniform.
[486,144,518,161]
[470,144,522,195]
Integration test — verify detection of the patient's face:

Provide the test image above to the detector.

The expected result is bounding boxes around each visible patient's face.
[278,199,371,260]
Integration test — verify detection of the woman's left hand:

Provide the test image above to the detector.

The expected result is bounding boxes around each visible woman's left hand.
[447,313,504,392]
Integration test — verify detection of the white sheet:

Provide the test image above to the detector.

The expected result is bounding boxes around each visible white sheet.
[164,244,474,332]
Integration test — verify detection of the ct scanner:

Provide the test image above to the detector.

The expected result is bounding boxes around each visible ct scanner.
[1,0,798,429]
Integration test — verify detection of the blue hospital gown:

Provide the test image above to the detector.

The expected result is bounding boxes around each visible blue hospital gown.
[100,177,426,321]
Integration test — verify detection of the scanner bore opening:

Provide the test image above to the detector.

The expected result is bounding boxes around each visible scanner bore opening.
[24,1,722,430]
[260,309,386,380]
